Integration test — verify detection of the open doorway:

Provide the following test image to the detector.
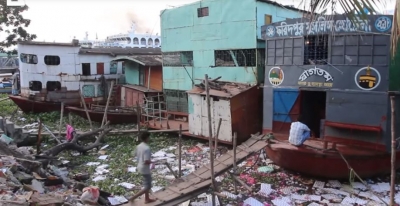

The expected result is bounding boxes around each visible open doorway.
[300,90,326,138]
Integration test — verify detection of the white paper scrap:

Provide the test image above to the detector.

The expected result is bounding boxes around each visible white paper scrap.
[98,155,108,160]
[92,175,106,182]
[128,166,136,173]
[313,180,325,189]
[118,182,135,189]
[86,162,100,166]
[108,196,128,205]
[100,145,109,150]
[271,196,292,206]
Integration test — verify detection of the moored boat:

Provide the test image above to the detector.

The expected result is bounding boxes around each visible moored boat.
[8,95,68,113]
[66,105,137,124]
[265,137,400,179]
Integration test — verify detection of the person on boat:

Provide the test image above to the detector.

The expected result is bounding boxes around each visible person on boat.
[10,71,19,95]
[129,131,157,204]
[289,115,311,146]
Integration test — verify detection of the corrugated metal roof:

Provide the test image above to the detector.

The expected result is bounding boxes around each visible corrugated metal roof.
[187,80,255,98]
[112,55,162,66]
[123,84,161,93]
[79,47,161,56]
[18,41,79,47]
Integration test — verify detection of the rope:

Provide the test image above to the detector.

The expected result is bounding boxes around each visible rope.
[337,151,389,206]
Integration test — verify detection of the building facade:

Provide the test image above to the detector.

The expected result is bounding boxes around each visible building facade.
[160,0,306,115]
[261,15,397,150]
[17,41,161,104]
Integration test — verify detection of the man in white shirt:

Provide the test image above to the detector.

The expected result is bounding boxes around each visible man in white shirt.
[10,72,19,95]
[129,131,156,204]
[289,115,311,146]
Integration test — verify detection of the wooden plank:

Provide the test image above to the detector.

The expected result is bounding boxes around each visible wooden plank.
[146,135,268,206]
[36,129,188,136]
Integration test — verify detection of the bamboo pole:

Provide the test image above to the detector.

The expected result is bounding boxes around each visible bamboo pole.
[36,120,42,155]
[390,96,396,206]
[214,118,222,158]
[178,124,182,178]
[136,101,141,142]
[68,112,72,125]
[80,92,93,130]
[205,74,216,206]
[58,102,64,138]
[233,132,238,194]
[101,81,114,127]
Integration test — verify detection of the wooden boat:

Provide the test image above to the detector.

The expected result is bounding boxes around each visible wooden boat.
[66,105,137,124]
[265,137,400,179]
[8,95,66,113]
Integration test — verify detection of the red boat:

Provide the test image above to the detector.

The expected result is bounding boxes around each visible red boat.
[65,105,137,125]
[265,137,400,179]
[8,95,68,113]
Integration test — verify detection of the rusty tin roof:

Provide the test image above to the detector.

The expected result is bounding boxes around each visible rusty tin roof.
[112,55,162,66]
[187,80,256,98]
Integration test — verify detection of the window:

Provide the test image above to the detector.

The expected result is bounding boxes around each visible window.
[82,63,91,75]
[266,38,303,66]
[214,49,257,67]
[44,55,60,65]
[164,89,188,113]
[122,61,125,74]
[20,53,37,64]
[29,81,42,91]
[304,35,329,65]
[155,39,160,46]
[139,66,145,86]
[162,51,193,66]
[265,15,272,25]
[148,38,153,45]
[133,38,139,44]
[110,61,117,74]
[140,38,146,45]
[96,63,104,74]
[46,81,61,91]
[197,7,209,17]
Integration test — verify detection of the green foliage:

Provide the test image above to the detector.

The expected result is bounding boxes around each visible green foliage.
[0,94,17,117]
[0,0,37,53]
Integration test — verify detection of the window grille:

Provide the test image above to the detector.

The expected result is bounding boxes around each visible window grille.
[164,89,188,113]
[304,35,329,65]
[197,7,209,17]
[214,49,257,67]
[162,51,193,66]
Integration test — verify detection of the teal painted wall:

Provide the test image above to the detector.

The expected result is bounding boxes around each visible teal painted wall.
[161,0,304,91]
[124,62,139,85]
[255,1,303,42]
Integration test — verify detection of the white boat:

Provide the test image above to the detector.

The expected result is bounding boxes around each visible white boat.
[79,22,161,49]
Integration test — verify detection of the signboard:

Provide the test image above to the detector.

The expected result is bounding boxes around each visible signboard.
[262,15,393,38]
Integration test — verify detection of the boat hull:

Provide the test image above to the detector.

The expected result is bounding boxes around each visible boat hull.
[8,95,70,113]
[66,106,137,124]
[265,139,400,179]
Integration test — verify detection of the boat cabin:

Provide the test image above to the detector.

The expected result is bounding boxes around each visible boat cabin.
[15,40,161,111]
[261,15,394,149]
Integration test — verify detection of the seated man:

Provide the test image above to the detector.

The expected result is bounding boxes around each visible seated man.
[289,115,311,146]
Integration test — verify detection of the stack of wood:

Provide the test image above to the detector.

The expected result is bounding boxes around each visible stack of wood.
[195,76,222,90]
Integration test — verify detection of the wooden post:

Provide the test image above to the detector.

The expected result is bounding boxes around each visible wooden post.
[147,66,151,90]
[80,91,93,130]
[205,74,216,206]
[136,101,141,142]
[101,81,114,127]
[390,96,396,206]
[68,112,72,125]
[36,120,42,155]
[178,124,182,178]
[214,118,222,158]
[233,132,238,194]
[58,102,64,138]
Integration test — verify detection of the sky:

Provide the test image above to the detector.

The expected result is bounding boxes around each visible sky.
[7,0,397,43]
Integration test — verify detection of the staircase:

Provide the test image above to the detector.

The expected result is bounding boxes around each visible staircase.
[108,84,118,106]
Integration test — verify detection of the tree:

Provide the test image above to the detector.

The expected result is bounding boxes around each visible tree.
[0,0,37,54]
[308,0,395,55]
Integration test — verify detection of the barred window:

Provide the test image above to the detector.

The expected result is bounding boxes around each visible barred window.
[44,55,60,65]
[197,7,209,17]
[304,35,329,65]
[214,49,257,67]
[20,53,38,64]
[164,89,188,113]
[162,51,193,66]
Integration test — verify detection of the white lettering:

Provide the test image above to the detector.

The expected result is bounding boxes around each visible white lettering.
[298,67,334,82]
